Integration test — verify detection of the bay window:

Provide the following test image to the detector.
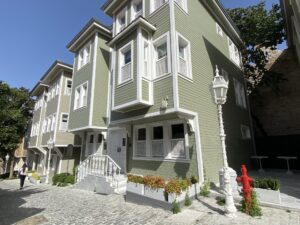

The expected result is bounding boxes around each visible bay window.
[154,34,170,77]
[177,34,192,78]
[143,41,149,78]
[119,42,133,84]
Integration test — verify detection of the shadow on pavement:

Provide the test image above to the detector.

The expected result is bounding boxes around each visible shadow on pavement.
[0,186,47,225]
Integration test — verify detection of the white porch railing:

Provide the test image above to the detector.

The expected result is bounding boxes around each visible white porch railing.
[77,153,121,183]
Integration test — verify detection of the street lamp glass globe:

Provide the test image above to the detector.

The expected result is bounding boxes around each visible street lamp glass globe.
[212,73,229,105]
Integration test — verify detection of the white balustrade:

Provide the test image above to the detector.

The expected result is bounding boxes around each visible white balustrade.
[76,154,121,183]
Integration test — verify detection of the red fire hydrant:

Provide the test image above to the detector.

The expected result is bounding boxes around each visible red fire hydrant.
[236,165,253,213]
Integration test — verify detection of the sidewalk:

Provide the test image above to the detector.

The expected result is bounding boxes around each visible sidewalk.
[0,179,299,225]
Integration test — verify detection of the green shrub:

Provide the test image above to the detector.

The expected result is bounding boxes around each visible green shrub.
[127,174,144,184]
[165,179,181,195]
[190,176,199,184]
[240,191,262,217]
[200,180,210,197]
[52,173,75,186]
[171,201,181,214]
[184,193,192,206]
[253,177,280,191]
[216,196,225,206]
[179,179,191,191]
[144,175,165,189]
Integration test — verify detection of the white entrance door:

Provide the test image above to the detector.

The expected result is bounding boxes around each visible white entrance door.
[107,129,127,173]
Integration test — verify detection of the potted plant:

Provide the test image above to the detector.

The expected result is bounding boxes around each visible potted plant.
[127,174,144,195]
[29,172,41,184]
[253,177,281,204]
[144,175,166,201]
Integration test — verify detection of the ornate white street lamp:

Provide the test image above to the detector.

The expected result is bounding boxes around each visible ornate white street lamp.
[46,137,54,184]
[5,153,10,174]
[212,66,237,217]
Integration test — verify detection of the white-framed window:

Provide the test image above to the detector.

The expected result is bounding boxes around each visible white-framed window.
[42,119,47,134]
[78,42,91,70]
[177,33,192,79]
[151,125,164,157]
[47,116,52,133]
[59,113,69,131]
[241,125,251,140]
[118,42,133,84]
[228,38,241,66]
[131,0,143,20]
[233,78,247,109]
[116,8,127,34]
[133,120,189,161]
[175,0,188,12]
[153,33,170,78]
[51,113,56,131]
[136,127,147,157]
[150,0,168,14]
[64,79,72,96]
[216,23,223,37]
[74,82,88,110]
[143,40,149,78]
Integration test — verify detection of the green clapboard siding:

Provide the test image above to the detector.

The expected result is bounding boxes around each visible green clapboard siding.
[68,37,95,130]
[142,80,149,102]
[175,2,253,182]
[92,34,110,127]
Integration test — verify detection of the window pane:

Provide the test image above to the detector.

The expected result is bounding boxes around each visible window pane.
[153,126,163,140]
[179,46,185,58]
[89,135,94,143]
[124,49,131,64]
[138,128,146,140]
[171,124,184,139]
[157,43,167,59]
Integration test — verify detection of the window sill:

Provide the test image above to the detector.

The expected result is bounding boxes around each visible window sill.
[178,74,193,82]
[77,61,91,72]
[117,79,134,88]
[73,105,88,112]
[153,73,171,82]
[132,156,190,163]
[149,3,169,18]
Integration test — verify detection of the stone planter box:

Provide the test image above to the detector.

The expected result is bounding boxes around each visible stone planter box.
[168,190,187,203]
[144,187,165,201]
[255,188,281,205]
[127,182,144,195]
[188,184,199,197]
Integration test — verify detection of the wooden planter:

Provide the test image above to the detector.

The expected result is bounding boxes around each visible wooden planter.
[127,182,144,195]
[255,188,281,205]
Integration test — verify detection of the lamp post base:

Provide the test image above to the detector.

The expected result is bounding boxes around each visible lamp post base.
[223,167,237,217]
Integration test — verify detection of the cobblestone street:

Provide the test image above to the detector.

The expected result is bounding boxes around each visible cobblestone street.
[0,179,299,225]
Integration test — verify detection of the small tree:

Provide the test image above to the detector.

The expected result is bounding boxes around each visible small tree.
[0,81,33,178]
[227,2,287,94]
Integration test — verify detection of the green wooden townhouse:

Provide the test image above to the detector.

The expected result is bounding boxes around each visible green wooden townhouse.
[27,61,81,180]
[66,0,254,196]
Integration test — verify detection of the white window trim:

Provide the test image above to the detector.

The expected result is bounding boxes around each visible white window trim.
[233,78,247,109]
[176,32,193,79]
[51,113,56,132]
[73,81,89,111]
[150,0,169,15]
[216,23,224,37]
[132,120,190,162]
[152,32,171,79]
[118,41,134,85]
[116,7,128,35]
[130,0,145,22]
[228,37,241,67]
[77,41,91,71]
[174,0,188,13]
[64,78,72,96]
[59,113,69,132]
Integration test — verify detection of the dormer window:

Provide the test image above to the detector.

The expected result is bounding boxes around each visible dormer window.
[117,8,127,34]
[132,0,143,20]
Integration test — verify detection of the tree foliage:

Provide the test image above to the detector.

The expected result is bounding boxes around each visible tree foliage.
[227,2,286,94]
[0,81,33,154]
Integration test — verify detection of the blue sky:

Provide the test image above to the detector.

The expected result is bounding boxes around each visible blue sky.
[0,0,283,90]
